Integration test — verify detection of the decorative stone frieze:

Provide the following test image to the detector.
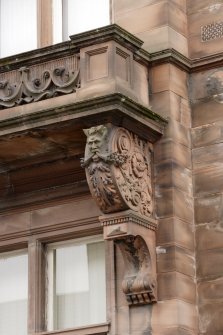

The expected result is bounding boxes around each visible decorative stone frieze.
[81,124,153,217]
[0,63,80,109]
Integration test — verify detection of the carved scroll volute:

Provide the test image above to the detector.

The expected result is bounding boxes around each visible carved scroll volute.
[81,124,153,217]
[116,235,156,305]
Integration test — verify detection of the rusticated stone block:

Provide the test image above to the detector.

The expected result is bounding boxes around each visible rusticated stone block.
[193,142,223,170]
[114,0,186,16]
[194,164,223,196]
[150,91,181,122]
[157,217,194,250]
[151,64,188,99]
[164,119,191,148]
[154,139,191,169]
[199,302,223,333]
[151,91,191,128]
[156,245,195,277]
[151,299,198,332]
[192,100,223,127]
[115,1,187,36]
[195,194,223,225]
[196,222,223,251]
[192,122,223,148]
[187,0,222,14]
[158,271,196,303]
[198,277,223,304]
[155,160,192,196]
[156,188,193,223]
[138,25,188,55]
[197,248,223,279]
[115,2,169,35]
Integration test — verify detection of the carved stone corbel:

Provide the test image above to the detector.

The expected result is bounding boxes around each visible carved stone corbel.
[81,124,157,305]
[100,210,157,305]
[81,124,153,217]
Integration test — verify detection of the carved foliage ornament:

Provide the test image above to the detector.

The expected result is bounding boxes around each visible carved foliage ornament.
[81,125,153,217]
[116,235,156,305]
[0,66,80,109]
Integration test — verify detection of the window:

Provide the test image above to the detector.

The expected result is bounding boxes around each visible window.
[60,0,110,40]
[0,0,110,58]
[46,236,106,331]
[0,250,28,335]
[0,0,37,57]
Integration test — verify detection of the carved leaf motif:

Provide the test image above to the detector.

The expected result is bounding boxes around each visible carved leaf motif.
[111,128,153,217]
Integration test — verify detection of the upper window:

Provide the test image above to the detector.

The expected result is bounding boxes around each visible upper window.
[0,250,28,335]
[0,0,37,58]
[46,236,106,331]
[0,0,110,58]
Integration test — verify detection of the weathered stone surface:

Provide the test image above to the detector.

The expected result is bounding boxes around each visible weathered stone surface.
[199,302,223,333]
[195,194,223,225]
[156,188,193,223]
[151,91,191,127]
[192,122,223,148]
[115,2,170,35]
[151,64,188,99]
[156,245,195,277]
[0,212,30,237]
[31,196,101,228]
[157,217,194,250]
[192,100,223,128]
[158,272,196,303]
[187,0,223,14]
[155,160,192,195]
[198,277,223,304]
[114,0,186,16]
[153,328,197,335]
[154,139,191,169]
[197,248,223,279]
[194,164,223,196]
[193,143,223,169]
[196,222,223,251]
[152,300,198,332]
[164,119,191,147]
[138,26,188,55]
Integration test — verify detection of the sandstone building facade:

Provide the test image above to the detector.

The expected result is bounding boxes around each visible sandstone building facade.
[0,1,222,335]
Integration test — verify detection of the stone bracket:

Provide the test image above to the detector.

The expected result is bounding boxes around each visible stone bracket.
[100,210,157,305]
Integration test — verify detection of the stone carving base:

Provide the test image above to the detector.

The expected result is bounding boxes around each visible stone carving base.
[100,210,157,305]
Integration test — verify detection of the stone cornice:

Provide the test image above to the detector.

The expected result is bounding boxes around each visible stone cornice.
[147,48,223,73]
[0,93,167,141]
[69,24,144,52]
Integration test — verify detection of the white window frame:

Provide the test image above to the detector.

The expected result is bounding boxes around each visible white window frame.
[46,235,106,332]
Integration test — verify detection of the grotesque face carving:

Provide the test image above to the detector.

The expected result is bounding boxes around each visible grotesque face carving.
[84,125,108,154]
[87,134,103,153]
